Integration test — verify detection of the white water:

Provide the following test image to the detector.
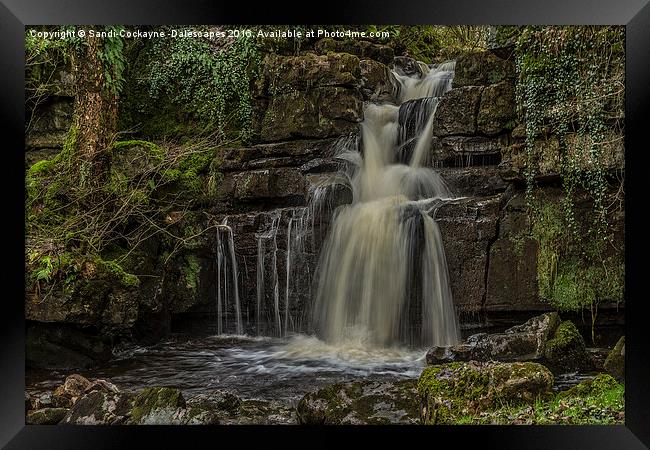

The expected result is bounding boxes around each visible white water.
[311,61,460,348]
[215,220,243,335]
[218,59,460,354]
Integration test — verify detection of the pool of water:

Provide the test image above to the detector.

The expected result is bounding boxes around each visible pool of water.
[26,333,427,405]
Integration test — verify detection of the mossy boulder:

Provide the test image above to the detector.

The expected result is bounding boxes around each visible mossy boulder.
[186,390,242,415]
[61,390,135,425]
[296,379,420,425]
[433,86,483,137]
[129,387,186,425]
[359,59,395,102]
[418,361,553,425]
[543,321,589,373]
[477,81,516,135]
[560,373,620,399]
[452,51,515,88]
[603,336,625,382]
[26,407,69,425]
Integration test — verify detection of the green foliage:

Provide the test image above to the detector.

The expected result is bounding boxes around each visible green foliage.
[94,257,140,287]
[131,26,260,142]
[383,26,489,63]
[515,27,625,338]
[184,255,200,291]
[429,372,624,425]
[515,26,624,233]
[96,26,127,96]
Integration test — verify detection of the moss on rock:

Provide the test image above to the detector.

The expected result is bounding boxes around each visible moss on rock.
[543,320,589,373]
[418,361,553,424]
[129,387,186,424]
[603,336,625,382]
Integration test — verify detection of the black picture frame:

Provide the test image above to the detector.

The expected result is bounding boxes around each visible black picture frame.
[2,1,649,448]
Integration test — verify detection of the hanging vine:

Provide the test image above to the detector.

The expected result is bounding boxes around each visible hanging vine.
[514,26,625,341]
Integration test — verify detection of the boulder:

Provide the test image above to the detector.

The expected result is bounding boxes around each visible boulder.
[433,86,483,136]
[426,312,561,365]
[224,400,295,425]
[129,387,186,425]
[477,81,516,136]
[452,51,515,88]
[61,390,135,425]
[393,56,428,78]
[603,336,625,382]
[186,390,242,415]
[359,59,396,102]
[543,321,590,373]
[296,379,420,425]
[26,407,69,425]
[418,361,554,424]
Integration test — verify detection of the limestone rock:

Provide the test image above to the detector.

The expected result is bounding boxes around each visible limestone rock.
[543,320,589,373]
[418,361,553,424]
[129,387,186,425]
[426,312,561,365]
[434,86,483,136]
[232,168,307,200]
[359,58,396,102]
[452,51,515,88]
[27,407,69,425]
[61,390,134,425]
[314,38,395,65]
[296,379,420,425]
[477,81,516,136]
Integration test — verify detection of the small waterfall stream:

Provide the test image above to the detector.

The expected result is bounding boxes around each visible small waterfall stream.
[215,219,243,335]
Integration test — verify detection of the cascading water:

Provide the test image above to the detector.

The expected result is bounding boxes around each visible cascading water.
[215,219,243,335]
[311,61,460,348]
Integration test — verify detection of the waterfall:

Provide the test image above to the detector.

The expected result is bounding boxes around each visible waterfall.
[311,60,460,348]
[256,212,281,336]
[215,219,243,335]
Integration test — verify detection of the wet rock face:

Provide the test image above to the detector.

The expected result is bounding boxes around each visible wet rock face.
[418,361,553,425]
[426,312,560,364]
[25,323,113,370]
[433,86,483,136]
[296,379,420,425]
[434,195,500,312]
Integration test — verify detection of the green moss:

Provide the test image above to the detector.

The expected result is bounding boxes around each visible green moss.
[112,139,165,161]
[603,336,625,381]
[545,321,584,354]
[183,255,200,291]
[130,387,185,424]
[94,257,140,287]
